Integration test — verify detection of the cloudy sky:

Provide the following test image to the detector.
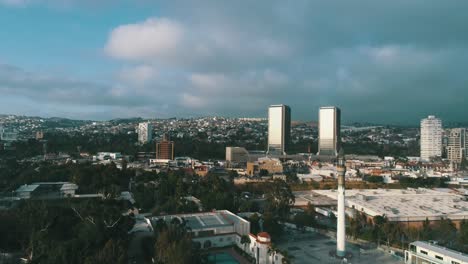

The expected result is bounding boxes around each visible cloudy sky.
[0,0,467,124]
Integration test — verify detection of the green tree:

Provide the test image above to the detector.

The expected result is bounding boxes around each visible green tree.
[264,179,295,220]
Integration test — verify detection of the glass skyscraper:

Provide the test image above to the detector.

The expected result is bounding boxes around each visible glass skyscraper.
[267,104,291,155]
[318,106,341,156]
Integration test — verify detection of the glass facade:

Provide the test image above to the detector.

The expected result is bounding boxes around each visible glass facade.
[318,106,341,156]
[267,105,291,155]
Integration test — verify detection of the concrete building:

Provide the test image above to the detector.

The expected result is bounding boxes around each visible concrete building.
[447,128,466,164]
[247,157,283,176]
[138,122,153,144]
[93,152,122,161]
[15,182,78,199]
[267,104,291,155]
[318,106,341,156]
[314,188,468,228]
[149,210,284,264]
[0,127,18,141]
[405,241,468,264]
[225,147,250,166]
[156,134,174,160]
[35,131,44,140]
[421,115,443,161]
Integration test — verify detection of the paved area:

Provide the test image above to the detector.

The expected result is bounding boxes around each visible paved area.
[276,230,403,264]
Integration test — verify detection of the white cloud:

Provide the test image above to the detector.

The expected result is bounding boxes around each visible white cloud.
[180,93,206,108]
[0,0,29,6]
[105,18,184,61]
[118,65,158,85]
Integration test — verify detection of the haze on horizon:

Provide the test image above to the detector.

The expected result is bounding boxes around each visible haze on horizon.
[0,0,467,125]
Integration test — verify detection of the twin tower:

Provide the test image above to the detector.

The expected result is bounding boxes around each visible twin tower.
[267,105,341,156]
[267,104,347,258]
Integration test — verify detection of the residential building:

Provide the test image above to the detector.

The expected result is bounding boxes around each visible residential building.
[0,127,18,141]
[15,182,78,200]
[93,152,122,161]
[405,241,468,264]
[226,147,250,166]
[267,104,291,155]
[156,134,174,160]
[447,128,466,164]
[421,115,443,161]
[138,122,153,144]
[318,106,341,156]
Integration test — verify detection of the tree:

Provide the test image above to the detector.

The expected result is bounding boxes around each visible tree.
[154,222,201,264]
[240,235,251,253]
[264,179,295,220]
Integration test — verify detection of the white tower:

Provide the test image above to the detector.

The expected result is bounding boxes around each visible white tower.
[420,115,442,161]
[138,122,153,144]
[336,149,346,257]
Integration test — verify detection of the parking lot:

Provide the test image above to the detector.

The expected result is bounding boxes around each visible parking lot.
[276,230,403,264]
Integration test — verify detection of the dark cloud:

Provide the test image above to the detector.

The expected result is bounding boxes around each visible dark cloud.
[2,0,468,123]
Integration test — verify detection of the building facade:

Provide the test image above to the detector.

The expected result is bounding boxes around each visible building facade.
[156,134,174,160]
[267,105,291,155]
[138,122,153,144]
[420,115,442,161]
[447,128,466,164]
[226,147,250,166]
[405,241,468,264]
[318,106,341,156]
[149,210,284,264]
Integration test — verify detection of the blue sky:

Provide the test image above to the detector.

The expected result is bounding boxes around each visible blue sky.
[0,0,467,124]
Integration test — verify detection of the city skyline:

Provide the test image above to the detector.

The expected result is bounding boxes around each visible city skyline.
[0,1,468,123]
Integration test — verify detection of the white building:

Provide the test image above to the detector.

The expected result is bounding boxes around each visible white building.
[226,147,250,165]
[267,104,291,155]
[405,241,468,264]
[421,115,443,161]
[93,152,122,161]
[150,210,284,264]
[15,182,78,199]
[318,106,341,156]
[0,127,18,141]
[314,188,468,223]
[447,128,466,164]
[138,122,153,144]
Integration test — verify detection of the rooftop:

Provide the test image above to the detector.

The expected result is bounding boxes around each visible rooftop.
[314,188,468,221]
[411,241,468,262]
[150,210,248,231]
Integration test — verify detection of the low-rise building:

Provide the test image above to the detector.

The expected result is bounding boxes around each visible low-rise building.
[15,182,78,199]
[405,241,468,264]
[149,210,284,264]
[314,188,468,228]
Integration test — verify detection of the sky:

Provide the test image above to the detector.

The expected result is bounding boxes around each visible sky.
[0,0,467,124]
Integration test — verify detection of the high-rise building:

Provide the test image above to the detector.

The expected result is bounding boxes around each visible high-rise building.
[447,128,466,164]
[318,106,341,156]
[420,115,442,161]
[267,104,291,155]
[156,134,174,160]
[138,122,153,145]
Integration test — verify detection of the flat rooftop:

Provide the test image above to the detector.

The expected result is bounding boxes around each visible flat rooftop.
[294,191,337,207]
[150,210,246,231]
[411,241,468,263]
[277,229,401,264]
[313,188,468,222]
